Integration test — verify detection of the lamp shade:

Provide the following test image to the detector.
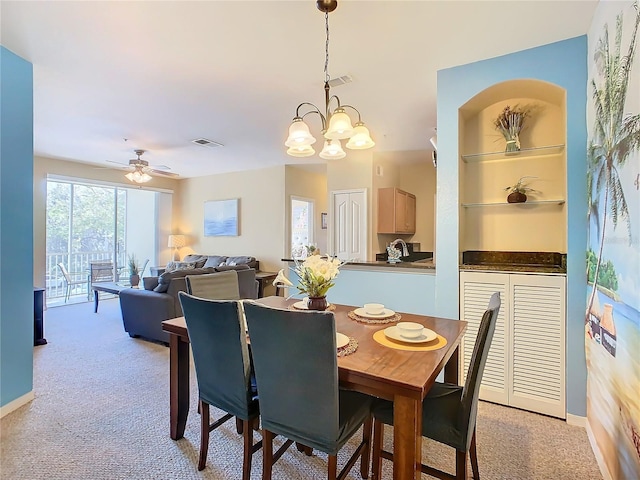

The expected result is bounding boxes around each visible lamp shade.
[319,139,346,160]
[285,119,316,147]
[324,108,354,139]
[126,169,152,183]
[287,144,316,157]
[167,234,186,249]
[345,123,375,150]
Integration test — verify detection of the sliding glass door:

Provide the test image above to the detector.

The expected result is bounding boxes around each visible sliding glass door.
[46,179,158,305]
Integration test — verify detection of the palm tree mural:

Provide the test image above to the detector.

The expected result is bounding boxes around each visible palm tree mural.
[586,3,640,321]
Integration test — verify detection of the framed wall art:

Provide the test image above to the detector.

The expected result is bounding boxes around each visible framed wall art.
[204,198,239,236]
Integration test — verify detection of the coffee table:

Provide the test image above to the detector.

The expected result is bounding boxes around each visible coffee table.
[91,281,133,313]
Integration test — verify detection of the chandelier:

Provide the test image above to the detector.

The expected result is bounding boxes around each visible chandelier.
[125,150,152,184]
[285,0,374,160]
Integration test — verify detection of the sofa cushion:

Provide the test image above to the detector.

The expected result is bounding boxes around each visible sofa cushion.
[215,264,250,272]
[182,254,208,269]
[154,267,216,293]
[203,255,228,268]
[225,256,257,268]
[165,261,197,273]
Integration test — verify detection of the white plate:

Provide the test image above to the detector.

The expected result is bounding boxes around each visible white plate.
[336,332,349,349]
[293,300,333,310]
[353,307,396,319]
[383,326,437,344]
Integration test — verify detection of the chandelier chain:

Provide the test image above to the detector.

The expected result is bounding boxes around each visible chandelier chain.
[324,11,330,83]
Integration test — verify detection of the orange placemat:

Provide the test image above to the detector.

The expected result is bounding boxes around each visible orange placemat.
[372,329,447,351]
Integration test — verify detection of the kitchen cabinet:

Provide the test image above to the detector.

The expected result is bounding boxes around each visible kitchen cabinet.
[377,187,416,234]
[459,270,566,418]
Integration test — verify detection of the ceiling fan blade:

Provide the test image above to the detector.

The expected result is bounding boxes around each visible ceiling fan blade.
[149,164,171,171]
[148,168,179,178]
[106,159,129,166]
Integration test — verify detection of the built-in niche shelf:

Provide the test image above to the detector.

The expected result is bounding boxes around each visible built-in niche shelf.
[462,199,565,207]
[461,144,565,163]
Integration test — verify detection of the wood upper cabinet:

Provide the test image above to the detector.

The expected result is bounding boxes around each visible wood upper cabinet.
[377,187,416,234]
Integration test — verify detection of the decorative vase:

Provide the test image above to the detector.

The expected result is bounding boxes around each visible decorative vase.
[504,135,521,154]
[507,192,527,203]
[129,274,140,287]
[307,296,328,311]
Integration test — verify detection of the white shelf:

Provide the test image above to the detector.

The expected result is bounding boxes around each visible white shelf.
[461,144,565,163]
[462,199,565,207]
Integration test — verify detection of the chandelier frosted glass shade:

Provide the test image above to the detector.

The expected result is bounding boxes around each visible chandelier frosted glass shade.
[285,119,317,147]
[125,169,152,183]
[287,144,316,157]
[345,123,375,149]
[319,139,346,160]
[324,108,354,140]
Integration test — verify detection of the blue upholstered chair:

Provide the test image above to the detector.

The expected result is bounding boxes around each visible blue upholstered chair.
[177,293,260,477]
[243,302,373,480]
[371,292,501,480]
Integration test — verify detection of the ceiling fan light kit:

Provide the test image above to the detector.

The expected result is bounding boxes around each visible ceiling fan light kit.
[284,0,374,160]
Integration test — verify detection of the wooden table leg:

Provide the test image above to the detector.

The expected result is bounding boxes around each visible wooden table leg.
[393,395,422,480]
[170,333,190,440]
[444,345,460,384]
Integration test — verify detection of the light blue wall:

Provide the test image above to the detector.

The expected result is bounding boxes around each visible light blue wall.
[1,47,35,407]
[436,36,588,416]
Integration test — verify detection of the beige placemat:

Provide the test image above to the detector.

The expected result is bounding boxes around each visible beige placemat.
[372,329,447,351]
[348,310,401,324]
[337,337,358,357]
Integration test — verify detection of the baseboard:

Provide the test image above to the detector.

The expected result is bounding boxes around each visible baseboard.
[586,419,613,480]
[566,413,586,428]
[0,390,34,418]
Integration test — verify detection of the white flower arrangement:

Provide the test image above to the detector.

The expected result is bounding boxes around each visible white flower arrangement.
[273,255,345,298]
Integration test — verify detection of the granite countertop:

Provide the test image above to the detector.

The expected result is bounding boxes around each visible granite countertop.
[281,258,436,271]
[459,251,567,274]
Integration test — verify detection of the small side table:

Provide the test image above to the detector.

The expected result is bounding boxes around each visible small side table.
[34,287,47,346]
[255,271,278,298]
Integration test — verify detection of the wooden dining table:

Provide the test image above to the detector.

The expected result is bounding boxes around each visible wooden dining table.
[161,296,467,480]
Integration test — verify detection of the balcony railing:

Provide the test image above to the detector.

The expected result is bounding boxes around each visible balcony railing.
[46,251,126,303]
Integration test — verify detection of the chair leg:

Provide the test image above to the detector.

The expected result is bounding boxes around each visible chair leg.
[236,417,244,434]
[360,416,373,479]
[371,419,384,480]
[456,449,468,480]
[262,429,274,480]
[198,401,210,471]
[328,454,338,480]
[242,419,253,480]
[470,428,479,479]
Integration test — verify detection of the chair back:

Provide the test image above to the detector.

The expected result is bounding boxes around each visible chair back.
[185,270,240,300]
[178,293,254,419]
[460,292,501,449]
[243,302,340,449]
[139,259,150,277]
[90,261,114,283]
[57,262,72,283]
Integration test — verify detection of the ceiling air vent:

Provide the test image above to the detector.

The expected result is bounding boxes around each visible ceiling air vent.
[327,75,353,88]
[191,138,224,148]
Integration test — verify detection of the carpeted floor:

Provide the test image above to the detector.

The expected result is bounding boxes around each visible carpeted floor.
[1,299,602,479]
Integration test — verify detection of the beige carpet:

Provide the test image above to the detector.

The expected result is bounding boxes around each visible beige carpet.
[1,299,602,479]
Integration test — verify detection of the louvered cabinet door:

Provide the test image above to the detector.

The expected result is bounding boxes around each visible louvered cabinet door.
[508,274,566,418]
[459,271,510,405]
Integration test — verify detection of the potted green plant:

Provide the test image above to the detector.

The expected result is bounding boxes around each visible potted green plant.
[128,254,140,287]
[504,176,539,203]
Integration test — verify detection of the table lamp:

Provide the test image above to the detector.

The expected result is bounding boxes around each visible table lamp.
[168,234,186,261]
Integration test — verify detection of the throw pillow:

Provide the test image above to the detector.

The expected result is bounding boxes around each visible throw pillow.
[182,254,207,269]
[165,261,197,273]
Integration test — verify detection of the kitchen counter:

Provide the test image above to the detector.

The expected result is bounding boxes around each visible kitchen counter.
[281,258,436,271]
[459,250,567,274]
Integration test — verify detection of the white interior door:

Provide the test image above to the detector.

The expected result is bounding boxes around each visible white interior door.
[330,189,367,261]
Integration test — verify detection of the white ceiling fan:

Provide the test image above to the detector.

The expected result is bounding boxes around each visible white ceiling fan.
[108,149,179,184]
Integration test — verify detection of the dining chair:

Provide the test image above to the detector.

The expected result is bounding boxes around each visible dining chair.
[371,292,501,480]
[177,293,260,477]
[185,270,240,300]
[57,262,85,302]
[243,301,373,480]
